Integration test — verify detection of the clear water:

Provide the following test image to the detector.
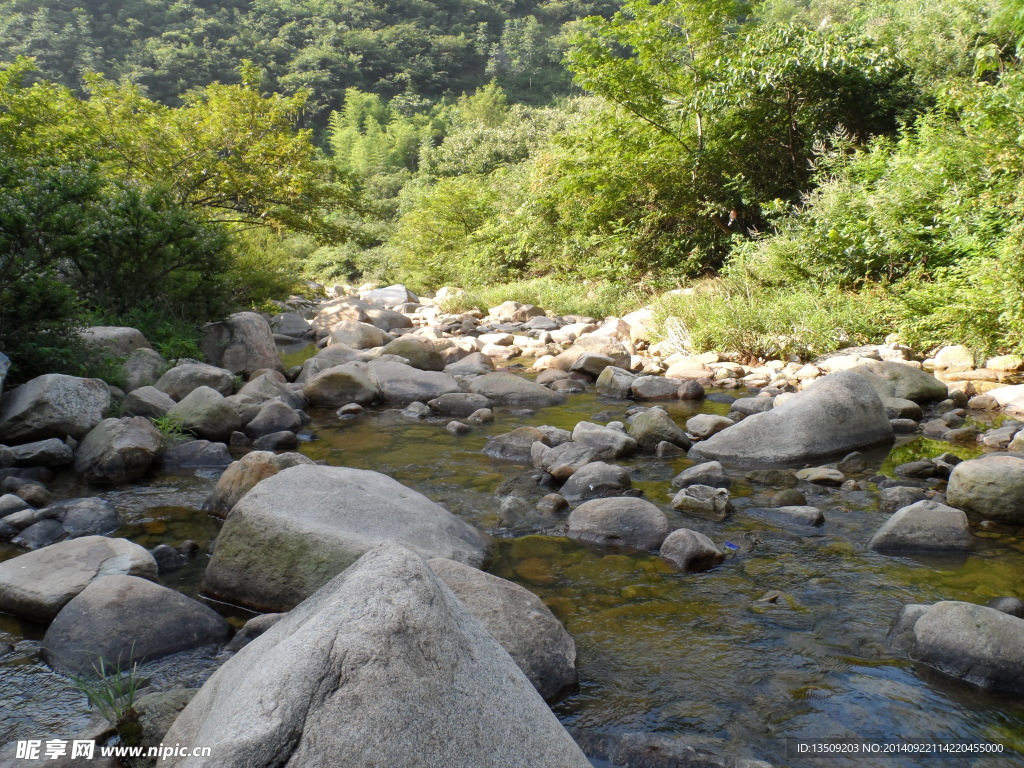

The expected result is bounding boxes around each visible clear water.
[2,380,1024,767]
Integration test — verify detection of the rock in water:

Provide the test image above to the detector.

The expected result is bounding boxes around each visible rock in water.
[164,545,591,768]
[203,465,491,611]
[428,558,578,703]
[0,374,110,443]
[907,601,1024,693]
[43,575,229,673]
[688,371,893,467]
[0,536,157,622]
[868,500,972,552]
[946,455,1024,524]
[73,417,164,485]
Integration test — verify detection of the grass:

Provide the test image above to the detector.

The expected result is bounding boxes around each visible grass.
[67,655,144,740]
[150,413,188,439]
[649,278,898,362]
[434,276,646,319]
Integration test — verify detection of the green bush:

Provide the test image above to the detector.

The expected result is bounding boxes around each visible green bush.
[436,276,644,319]
[650,279,897,361]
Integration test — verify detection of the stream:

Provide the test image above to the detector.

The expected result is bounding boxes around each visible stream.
[2,358,1024,767]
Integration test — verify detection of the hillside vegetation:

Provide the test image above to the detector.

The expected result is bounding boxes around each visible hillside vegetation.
[2,0,1023,379]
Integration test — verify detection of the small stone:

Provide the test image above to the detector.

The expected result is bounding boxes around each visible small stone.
[446,421,472,435]
[536,494,568,516]
[794,467,845,486]
[337,403,364,416]
[659,529,724,573]
[671,461,730,490]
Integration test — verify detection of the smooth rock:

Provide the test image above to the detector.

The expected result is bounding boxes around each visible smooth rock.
[203,465,491,611]
[1,438,73,468]
[659,529,724,573]
[468,372,567,408]
[0,374,110,443]
[688,371,893,467]
[122,385,176,419]
[746,506,824,527]
[847,360,948,403]
[166,386,241,442]
[303,363,378,407]
[869,500,972,552]
[429,558,578,703]
[560,462,632,502]
[594,366,637,398]
[120,348,168,393]
[947,455,1024,523]
[571,421,638,459]
[164,545,590,768]
[567,497,670,550]
[534,441,596,481]
[78,326,151,357]
[672,461,730,490]
[670,484,732,520]
[155,363,235,401]
[627,408,691,450]
[73,417,164,485]
[485,427,550,461]
[207,451,315,518]
[369,361,460,405]
[686,414,734,439]
[428,392,491,417]
[380,336,444,371]
[44,575,230,673]
[0,536,157,622]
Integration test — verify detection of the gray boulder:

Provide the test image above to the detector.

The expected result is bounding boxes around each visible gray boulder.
[0,438,73,468]
[484,427,549,461]
[670,484,732,520]
[428,392,491,417]
[44,575,230,673]
[847,360,948,403]
[869,500,972,552]
[468,372,567,408]
[303,363,377,407]
[550,335,630,372]
[688,371,893,467]
[567,497,670,550]
[672,461,730,490]
[560,461,632,502]
[746,505,825,527]
[200,312,282,375]
[366,307,414,332]
[155,363,235,400]
[73,417,164,485]
[686,414,734,439]
[369,361,460,405]
[907,601,1024,693]
[947,455,1024,524]
[270,312,312,338]
[120,348,168,393]
[594,366,637,398]
[429,557,578,703]
[630,376,684,400]
[878,486,929,513]
[659,528,724,573]
[78,326,151,357]
[167,386,241,442]
[244,400,303,438]
[571,421,638,459]
[203,465,491,611]
[360,283,417,306]
[444,352,495,376]
[164,544,591,768]
[160,439,233,469]
[0,536,157,622]
[330,319,390,349]
[627,408,691,450]
[207,451,315,518]
[237,373,306,409]
[0,374,110,443]
[534,442,595,481]
[380,336,445,370]
[122,385,176,418]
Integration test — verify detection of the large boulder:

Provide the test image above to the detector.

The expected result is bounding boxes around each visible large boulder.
[119,348,168,393]
[163,545,590,768]
[0,536,157,622]
[368,361,460,405]
[428,392,491,417]
[270,312,313,338]
[0,374,110,443]
[947,455,1024,524]
[560,461,632,502]
[594,366,637,398]
[200,312,282,375]
[78,326,151,357]
[627,408,691,450]
[989,384,1024,414]
[380,336,445,371]
[203,465,491,611]
[302,364,377,407]
[359,283,417,306]
[155,363,235,400]
[166,386,241,442]
[44,575,229,673]
[846,360,948,403]
[330,319,390,349]
[0,438,74,468]
[207,451,315,518]
[571,421,638,459]
[122,385,176,418]
[688,371,893,467]
[905,601,1024,693]
[428,557,578,703]
[567,497,670,550]
[73,417,164,485]
[468,373,567,408]
[244,400,304,439]
[868,500,972,552]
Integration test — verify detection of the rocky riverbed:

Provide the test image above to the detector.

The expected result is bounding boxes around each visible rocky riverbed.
[2,284,1024,767]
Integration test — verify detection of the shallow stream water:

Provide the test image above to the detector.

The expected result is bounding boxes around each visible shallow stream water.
[3,366,1024,767]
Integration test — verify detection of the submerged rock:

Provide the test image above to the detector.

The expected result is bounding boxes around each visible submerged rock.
[164,545,591,768]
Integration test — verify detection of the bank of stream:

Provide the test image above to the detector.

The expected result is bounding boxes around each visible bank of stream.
[2,364,1024,767]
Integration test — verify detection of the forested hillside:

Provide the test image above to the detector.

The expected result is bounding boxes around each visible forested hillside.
[2,0,1024,381]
